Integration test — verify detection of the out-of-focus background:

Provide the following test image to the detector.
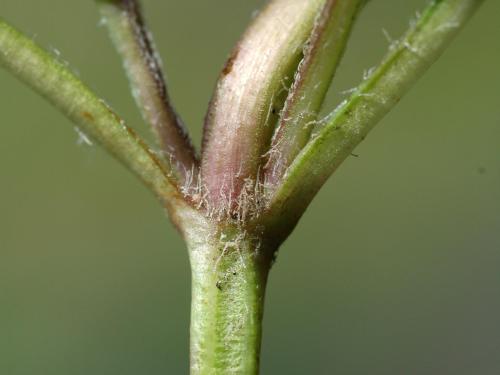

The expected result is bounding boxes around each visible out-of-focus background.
[1,1,499,374]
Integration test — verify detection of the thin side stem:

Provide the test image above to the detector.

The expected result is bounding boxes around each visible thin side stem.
[263,0,484,238]
[0,19,181,206]
[97,0,198,184]
[265,0,366,188]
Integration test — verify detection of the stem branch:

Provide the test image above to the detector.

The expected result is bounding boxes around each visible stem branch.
[0,18,180,205]
[265,0,366,187]
[97,0,198,183]
[265,0,484,233]
[201,0,324,214]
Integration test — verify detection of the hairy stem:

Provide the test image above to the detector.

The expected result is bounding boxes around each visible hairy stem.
[179,212,273,375]
[97,0,198,184]
[264,0,484,236]
[201,0,325,215]
[0,18,181,206]
[265,0,366,187]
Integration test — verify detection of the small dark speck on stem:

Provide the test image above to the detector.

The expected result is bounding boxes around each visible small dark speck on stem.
[82,111,95,122]
[222,48,239,76]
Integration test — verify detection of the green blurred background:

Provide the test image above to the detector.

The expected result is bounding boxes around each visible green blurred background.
[1,1,499,374]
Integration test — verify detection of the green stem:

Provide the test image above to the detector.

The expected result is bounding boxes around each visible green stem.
[97,0,198,183]
[0,18,181,206]
[265,0,366,187]
[180,214,273,375]
[264,0,484,235]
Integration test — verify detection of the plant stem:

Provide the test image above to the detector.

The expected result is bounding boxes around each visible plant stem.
[265,0,366,187]
[97,0,198,183]
[264,0,484,234]
[201,0,324,213]
[180,213,273,374]
[0,18,181,206]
